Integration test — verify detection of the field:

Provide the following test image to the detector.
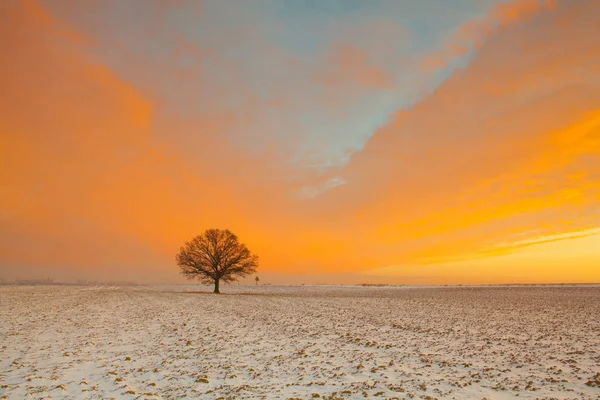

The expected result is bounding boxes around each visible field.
[1,285,599,399]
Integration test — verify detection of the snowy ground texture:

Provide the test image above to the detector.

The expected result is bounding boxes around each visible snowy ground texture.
[1,285,600,399]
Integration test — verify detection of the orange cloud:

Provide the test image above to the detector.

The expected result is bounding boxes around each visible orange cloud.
[0,0,345,282]
[421,0,558,72]
[0,1,246,278]
[316,0,600,278]
[1,0,599,285]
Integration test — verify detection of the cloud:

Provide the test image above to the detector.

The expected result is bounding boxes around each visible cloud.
[314,0,600,276]
[1,0,599,284]
[0,0,368,281]
[420,0,558,72]
[0,0,246,278]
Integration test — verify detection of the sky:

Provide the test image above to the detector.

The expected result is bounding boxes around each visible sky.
[1,0,599,285]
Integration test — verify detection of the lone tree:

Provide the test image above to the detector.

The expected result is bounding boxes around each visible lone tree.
[176,229,258,294]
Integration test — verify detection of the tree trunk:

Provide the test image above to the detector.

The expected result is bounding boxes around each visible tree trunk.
[214,279,220,294]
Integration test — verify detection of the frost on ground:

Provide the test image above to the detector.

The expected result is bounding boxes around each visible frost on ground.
[1,285,599,399]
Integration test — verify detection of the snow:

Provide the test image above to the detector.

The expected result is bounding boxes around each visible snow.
[1,284,599,399]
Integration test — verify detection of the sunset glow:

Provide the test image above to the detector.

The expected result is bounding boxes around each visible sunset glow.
[1,0,599,284]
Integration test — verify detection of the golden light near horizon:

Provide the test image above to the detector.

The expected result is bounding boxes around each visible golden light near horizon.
[363,228,600,284]
[1,0,599,285]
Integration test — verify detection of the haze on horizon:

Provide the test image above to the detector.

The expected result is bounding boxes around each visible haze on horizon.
[1,0,599,285]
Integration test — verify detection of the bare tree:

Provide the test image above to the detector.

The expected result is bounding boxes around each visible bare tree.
[176,229,258,294]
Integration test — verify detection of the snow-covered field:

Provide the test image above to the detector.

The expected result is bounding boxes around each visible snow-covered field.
[1,285,599,399]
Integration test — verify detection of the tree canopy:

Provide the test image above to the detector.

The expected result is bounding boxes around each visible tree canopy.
[176,229,258,293]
